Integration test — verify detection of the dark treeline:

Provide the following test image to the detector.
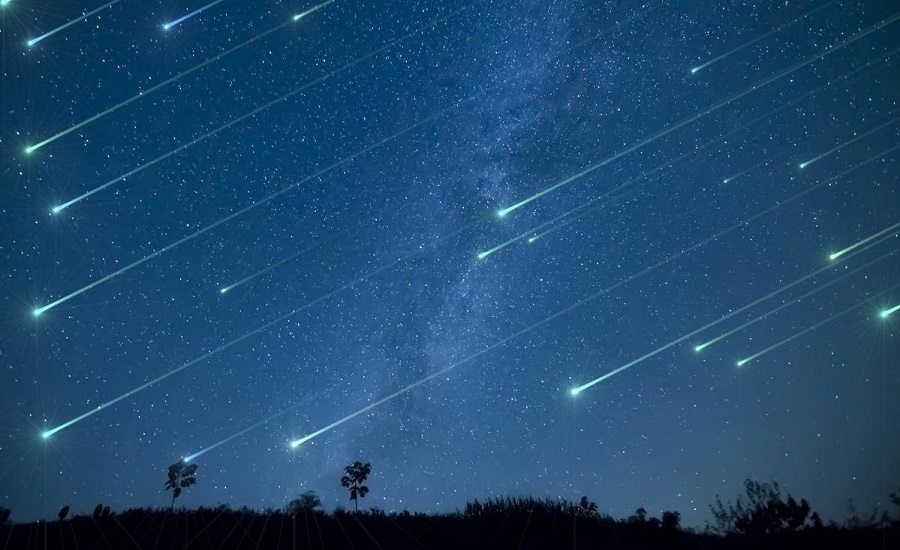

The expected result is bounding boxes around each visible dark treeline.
[2,477,898,549]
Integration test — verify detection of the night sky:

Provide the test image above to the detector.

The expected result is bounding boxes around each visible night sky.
[1,0,899,526]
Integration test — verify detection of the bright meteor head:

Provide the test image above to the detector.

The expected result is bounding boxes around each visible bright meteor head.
[40,431,51,440]
[569,387,580,397]
[289,440,301,449]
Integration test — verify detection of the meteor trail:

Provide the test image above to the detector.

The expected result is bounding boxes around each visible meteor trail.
[829,220,900,261]
[528,218,577,244]
[799,115,900,169]
[25,1,123,48]
[289,145,899,444]
[183,399,313,461]
[569,144,900,394]
[497,12,900,217]
[49,5,471,212]
[736,283,900,367]
[294,0,337,21]
[881,304,900,318]
[32,105,459,315]
[695,247,899,352]
[689,0,837,74]
[39,216,481,437]
[162,0,225,30]
[722,148,793,185]
[220,232,344,294]
[23,0,342,154]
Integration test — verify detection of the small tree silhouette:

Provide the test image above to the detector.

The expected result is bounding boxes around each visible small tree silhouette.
[340,461,372,512]
[662,510,681,530]
[0,507,9,525]
[165,461,198,510]
[287,490,322,515]
[579,496,597,516]
[57,506,69,521]
[711,479,820,535]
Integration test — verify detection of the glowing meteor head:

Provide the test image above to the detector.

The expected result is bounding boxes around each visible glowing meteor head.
[289,440,301,449]
[527,237,536,244]
[32,308,42,318]
[568,387,580,397]
[690,67,700,74]
[736,359,748,367]
[827,253,838,262]
[799,162,809,170]
[40,431,51,440]
[476,251,489,260]
[693,345,702,353]
[219,287,228,294]
[496,209,507,219]
[881,310,890,319]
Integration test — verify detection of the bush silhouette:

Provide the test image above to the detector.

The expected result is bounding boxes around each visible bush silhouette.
[711,479,821,535]
[340,461,372,512]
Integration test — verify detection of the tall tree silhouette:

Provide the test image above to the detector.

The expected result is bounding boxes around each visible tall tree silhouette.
[165,461,198,510]
[340,461,372,512]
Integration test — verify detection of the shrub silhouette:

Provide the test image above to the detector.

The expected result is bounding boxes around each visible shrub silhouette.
[165,461,198,510]
[662,510,681,530]
[710,479,821,535]
[57,506,69,521]
[286,490,322,514]
[340,461,371,512]
[0,508,9,525]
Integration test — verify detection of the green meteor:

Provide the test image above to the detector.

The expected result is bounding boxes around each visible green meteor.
[736,283,900,367]
[219,231,345,294]
[569,143,900,394]
[294,0,337,21]
[829,220,900,262]
[799,115,900,169]
[688,0,837,74]
[294,145,899,442]
[497,12,900,217]
[33,106,459,316]
[25,1,123,49]
[695,246,899,352]
[40,217,482,438]
[49,6,470,213]
[881,304,900,318]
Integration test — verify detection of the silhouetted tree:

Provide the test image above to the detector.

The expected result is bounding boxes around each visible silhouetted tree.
[661,510,681,530]
[340,461,372,512]
[579,496,597,516]
[0,507,10,525]
[93,504,103,520]
[627,507,648,524]
[286,491,322,514]
[711,479,820,536]
[165,461,198,510]
[57,506,69,521]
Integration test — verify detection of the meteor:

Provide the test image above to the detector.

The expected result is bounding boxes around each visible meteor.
[23,0,343,154]
[829,220,900,262]
[695,246,899,352]
[497,12,900,217]
[1,1,12,7]
[722,148,793,185]
[220,231,345,294]
[294,0,337,21]
[49,5,471,211]
[290,145,899,444]
[39,217,481,437]
[799,115,900,169]
[162,0,225,31]
[569,144,900,394]
[32,105,459,315]
[25,1,123,48]
[528,219,576,244]
[689,0,837,74]
[881,304,900,318]
[182,400,312,461]
[736,283,900,367]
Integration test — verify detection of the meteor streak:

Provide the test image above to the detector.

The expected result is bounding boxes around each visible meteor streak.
[23,0,342,154]
[290,145,899,443]
[39,218,481,437]
[569,144,900,394]
[183,400,312,461]
[689,0,837,74]
[497,12,900,217]
[881,304,900,318]
[799,115,900,169]
[49,5,471,211]
[25,1,123,48]
[220,232,344,294]
[162,0,225,30]
[736,283,900,367]
[528,219,576,244]
[294,0,337,21]
[33,105,458,315]
[829,220,900,261]
[695,247,899,352]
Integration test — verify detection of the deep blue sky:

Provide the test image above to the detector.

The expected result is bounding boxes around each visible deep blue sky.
[1,0,898,526]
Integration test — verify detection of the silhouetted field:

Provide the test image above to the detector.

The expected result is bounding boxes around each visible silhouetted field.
[2,497,897,550]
